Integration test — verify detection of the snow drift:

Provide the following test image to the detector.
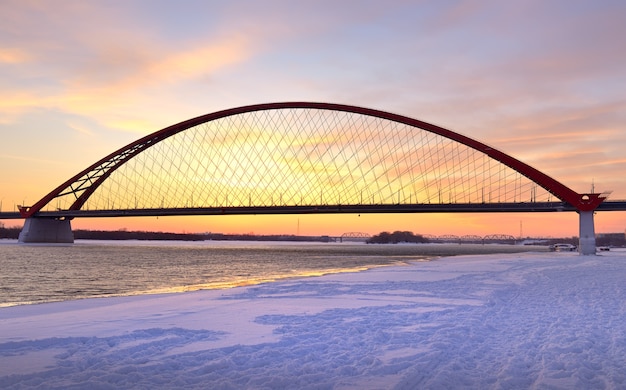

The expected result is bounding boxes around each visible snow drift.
[1,251,625,389]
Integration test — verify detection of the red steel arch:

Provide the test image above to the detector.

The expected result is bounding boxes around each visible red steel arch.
[19,102,605,218]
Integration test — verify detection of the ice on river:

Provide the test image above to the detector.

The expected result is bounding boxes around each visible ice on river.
[1,251,625,389]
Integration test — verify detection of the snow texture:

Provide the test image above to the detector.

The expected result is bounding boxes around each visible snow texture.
[1,251,625,389]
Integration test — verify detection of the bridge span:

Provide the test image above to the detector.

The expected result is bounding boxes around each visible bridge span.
[2,102,621,254]
[2,201,626,220]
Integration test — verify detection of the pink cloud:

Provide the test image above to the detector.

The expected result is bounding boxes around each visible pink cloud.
[0,48,30,64]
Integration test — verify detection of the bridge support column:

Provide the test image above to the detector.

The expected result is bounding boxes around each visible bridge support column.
[18,218,74,243]
[578,211,596,255]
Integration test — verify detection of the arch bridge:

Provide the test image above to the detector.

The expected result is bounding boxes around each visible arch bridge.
[6,102,623,254]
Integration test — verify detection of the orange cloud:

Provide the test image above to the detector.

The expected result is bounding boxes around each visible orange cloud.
[55,36,252,131]
[0,48,30,64]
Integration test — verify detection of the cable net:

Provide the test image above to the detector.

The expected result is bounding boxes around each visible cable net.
[45,108,555,211]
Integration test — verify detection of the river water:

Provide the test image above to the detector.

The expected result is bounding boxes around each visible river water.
[0,239,543,307]
[0,240,430,307]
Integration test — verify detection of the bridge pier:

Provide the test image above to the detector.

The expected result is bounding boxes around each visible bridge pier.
[18,218,74,243]
[578,211,596,255]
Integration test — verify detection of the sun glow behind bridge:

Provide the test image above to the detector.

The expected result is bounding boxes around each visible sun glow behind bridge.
[43,107,553,214]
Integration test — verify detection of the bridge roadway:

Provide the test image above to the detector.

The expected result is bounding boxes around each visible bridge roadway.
[2,201,626,220]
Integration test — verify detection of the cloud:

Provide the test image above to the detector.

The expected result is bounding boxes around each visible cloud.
[45,34,254,134]
[0,48,30,64]
[66,121,96,136]
[0,153,63,165]
[0,1,259,134]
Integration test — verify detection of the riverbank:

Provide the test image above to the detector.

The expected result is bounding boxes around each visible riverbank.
[2,250,625,388]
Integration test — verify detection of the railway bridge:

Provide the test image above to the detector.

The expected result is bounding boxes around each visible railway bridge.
[2,102,623,254]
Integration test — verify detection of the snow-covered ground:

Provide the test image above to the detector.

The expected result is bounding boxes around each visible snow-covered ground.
[1,250,625,389]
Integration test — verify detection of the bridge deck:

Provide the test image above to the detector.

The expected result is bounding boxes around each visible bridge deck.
[2,201,626,220]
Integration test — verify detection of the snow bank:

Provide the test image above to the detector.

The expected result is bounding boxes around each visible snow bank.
[1,251,625,389]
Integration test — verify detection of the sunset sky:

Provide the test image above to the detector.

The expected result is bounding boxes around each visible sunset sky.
[1,0,625,238]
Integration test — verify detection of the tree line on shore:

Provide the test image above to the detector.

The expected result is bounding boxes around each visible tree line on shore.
[2,224,625,246]
[0,225,328,242]
[366,231,429,244]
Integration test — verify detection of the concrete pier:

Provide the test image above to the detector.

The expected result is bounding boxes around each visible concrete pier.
[18,218,74,243]
[578,211,596,255]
